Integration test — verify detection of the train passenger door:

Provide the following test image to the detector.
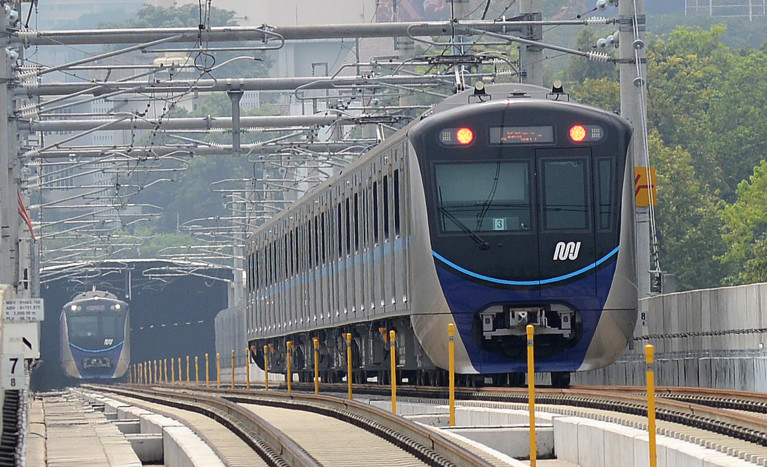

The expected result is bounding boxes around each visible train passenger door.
[535,148,597,297]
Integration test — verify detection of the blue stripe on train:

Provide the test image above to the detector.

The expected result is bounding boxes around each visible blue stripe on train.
[433,257,617,373]
[69,342,124,379]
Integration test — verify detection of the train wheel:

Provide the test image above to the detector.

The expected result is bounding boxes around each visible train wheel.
[491,374,507,386]
[508,373,525,387]
[551,372,571,388]
[473,375,484,388]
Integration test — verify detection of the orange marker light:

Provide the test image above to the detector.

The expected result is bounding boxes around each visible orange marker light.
[456,127,474,145]
[569,124,587,142]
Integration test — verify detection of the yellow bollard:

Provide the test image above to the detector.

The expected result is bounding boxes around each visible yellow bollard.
[346,333,353,400]
[231,350,235,389]
[313,337,320,394]
[216,353,221,389]
[646,344,658,467]
[449,323,456,427]
[390,330,397,414]
[527,324,537,467]
[186,356,191,386]
[152,360,157,384]
[141,363,146,385]
[195,356,199,386]
[264,345,269,391]
[171,357,175,384]
[246,348,251,390]
[286,341,293,393]
[177,357,182,385]
[163,359,168,384]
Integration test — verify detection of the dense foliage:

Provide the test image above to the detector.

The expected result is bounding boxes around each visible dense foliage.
[567,23,767,288]
[100,5,767,285]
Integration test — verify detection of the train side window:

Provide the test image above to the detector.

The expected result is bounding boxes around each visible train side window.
[597,159,613,230]
[383,174,390,240]
[259,247,264,287]
[294,227,300,276]
[354,192,360,251]
[255,251,258,292]
[541,158,591,230]
[314,215,320,266]
[373,180,379,244]
[289,230,294,277]
[393,169,401,237]
[284,234,289,279]
[308,219,313,269]
[321,211,327,264]
[337,202,343,259]
[345,197,351,255]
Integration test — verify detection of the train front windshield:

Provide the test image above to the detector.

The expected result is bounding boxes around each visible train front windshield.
[435,162,532,232]
[66,307,126,349]
[411,98,631,285]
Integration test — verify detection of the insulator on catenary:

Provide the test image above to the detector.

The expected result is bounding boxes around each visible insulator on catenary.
[16,30,39,40]
[586,16,610,25]
[16,71,37,82]
[586,51,611,62]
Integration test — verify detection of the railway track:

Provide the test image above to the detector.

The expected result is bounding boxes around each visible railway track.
[82,384,504,467]
[83,381,767,465]
[247,381,767,464]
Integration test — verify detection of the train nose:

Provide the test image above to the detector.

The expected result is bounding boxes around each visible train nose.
[82,357,112,369]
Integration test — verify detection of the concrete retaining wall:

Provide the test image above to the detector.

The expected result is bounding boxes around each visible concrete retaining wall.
[576,282,767,389]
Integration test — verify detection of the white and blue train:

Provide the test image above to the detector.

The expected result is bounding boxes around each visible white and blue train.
[59,289,130,379]
[246,83,637,387]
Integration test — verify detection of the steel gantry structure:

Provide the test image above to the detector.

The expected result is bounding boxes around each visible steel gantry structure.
[0,0,653,309]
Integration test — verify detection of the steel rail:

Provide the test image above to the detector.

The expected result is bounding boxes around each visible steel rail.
[92,384,494,467]
[83,384,319,467]
[276,382,767,449]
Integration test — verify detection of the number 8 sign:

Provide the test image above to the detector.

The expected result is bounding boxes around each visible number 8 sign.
[1,354,26,389]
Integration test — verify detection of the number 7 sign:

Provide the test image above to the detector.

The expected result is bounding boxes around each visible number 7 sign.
[1,354,26,389]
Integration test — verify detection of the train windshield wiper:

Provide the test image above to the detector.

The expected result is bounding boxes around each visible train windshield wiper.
[438,206,490,250]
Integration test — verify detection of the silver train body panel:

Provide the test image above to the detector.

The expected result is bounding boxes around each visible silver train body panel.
[246,83,636,376]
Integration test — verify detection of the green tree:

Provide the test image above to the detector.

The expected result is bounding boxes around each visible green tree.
[645,25,733,192]
[650,131,727,289]
[720,160,767,283]
[706,51,767,196]
[571,77,620,113]
[102,4,236,29]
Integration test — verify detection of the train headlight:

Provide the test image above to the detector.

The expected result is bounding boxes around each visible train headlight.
[569,124,605,143]
[569,125,587,142]
[456,127,474,145]
[439,127,475,146]
[113,304,121,310]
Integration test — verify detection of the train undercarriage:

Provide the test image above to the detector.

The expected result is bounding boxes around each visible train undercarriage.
[249,317,572,388]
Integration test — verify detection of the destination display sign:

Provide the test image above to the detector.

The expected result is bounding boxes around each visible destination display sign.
[489,126,554,144]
